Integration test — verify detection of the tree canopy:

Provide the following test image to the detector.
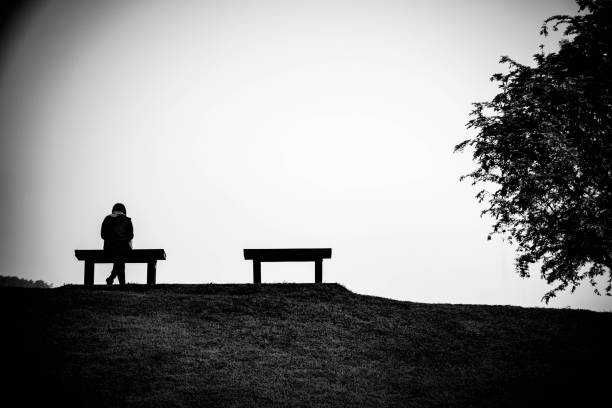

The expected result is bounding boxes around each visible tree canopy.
[455,0,612,302]
[0,275,53,288]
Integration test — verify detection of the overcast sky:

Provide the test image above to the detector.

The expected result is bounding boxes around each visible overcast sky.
[2,0,609,311]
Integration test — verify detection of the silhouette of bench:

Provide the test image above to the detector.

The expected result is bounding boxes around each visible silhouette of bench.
[75,249,166,285]
[243,248,332,284]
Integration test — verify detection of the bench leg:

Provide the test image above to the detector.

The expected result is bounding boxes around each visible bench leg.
[315,259,322,284]
[84,261,94,286]
[253,260,261,284]
[147,261,157,285]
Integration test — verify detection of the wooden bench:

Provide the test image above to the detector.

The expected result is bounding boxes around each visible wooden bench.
[75,249,166,285]
[243,248,332,284]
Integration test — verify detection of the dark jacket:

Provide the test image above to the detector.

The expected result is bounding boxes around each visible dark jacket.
[101,212,134,251]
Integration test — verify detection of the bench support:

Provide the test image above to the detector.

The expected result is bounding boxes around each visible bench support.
[147,261,157,285]
[253,261,261,284]
[250,259,324,284]
[315,259,322,283]
[84,261,94,286]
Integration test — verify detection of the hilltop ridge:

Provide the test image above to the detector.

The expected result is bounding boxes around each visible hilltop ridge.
[2,283,610,407]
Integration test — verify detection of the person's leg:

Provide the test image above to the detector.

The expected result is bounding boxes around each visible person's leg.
[107,265,116,284]
[117,262,125,285]
[104,244,116,284]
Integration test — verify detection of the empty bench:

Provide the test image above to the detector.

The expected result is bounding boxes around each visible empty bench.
[243,248,332,284]
[75,249,166,285]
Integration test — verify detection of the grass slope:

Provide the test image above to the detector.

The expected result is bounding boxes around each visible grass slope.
[2,283,611,407]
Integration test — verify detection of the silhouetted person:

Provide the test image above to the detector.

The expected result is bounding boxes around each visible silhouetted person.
[101,203,133,285]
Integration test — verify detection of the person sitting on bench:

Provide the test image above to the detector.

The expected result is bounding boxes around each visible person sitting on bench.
[101,203,134,285]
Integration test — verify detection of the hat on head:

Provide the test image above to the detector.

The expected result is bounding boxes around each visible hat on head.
[112,203,126,214]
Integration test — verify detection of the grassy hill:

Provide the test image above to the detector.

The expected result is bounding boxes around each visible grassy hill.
[2,283,611,407]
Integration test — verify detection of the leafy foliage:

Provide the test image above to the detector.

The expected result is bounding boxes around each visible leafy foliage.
[455,0,612,302]
[0,275,53,288]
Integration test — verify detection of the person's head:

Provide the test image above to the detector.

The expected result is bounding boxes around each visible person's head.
[112,203,126,215]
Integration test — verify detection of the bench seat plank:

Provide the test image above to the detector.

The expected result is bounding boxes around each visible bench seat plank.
[75,249,166,263]
[243,248,331,262]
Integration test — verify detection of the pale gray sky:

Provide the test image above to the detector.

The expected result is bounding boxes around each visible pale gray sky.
[2,0,609,311]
